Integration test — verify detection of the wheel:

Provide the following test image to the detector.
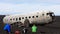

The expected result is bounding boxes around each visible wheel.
[24,18,30,27]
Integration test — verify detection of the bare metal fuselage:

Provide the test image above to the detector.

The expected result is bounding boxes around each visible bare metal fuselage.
[3,11,54,25]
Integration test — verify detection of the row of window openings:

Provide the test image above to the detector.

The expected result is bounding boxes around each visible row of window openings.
[10,16,38,21]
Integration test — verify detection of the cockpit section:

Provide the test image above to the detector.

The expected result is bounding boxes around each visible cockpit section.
[47,12,55,21]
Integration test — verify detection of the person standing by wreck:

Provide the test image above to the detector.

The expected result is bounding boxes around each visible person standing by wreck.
[3,23,11,34]
[32,24,37,34]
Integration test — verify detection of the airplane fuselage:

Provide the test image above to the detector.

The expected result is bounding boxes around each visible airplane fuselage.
[3,11,55,25]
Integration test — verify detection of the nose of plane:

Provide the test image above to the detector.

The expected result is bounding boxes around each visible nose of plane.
[50,13,55,22]
[52,13,55,19]
[52,14,55,22]
[48,12,55,22]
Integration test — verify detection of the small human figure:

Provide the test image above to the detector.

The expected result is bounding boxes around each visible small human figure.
[24,18,30,27]
[22,28,28,34]
[4,23,11,34]
[32,24,37,34]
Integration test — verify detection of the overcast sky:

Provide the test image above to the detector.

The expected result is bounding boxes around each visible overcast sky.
[0,0,60,15]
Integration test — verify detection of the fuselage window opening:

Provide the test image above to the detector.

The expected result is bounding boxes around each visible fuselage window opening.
[13,18,15,20]
[42,14,44,16]
[47,13,49,15]
[36,15,38,18]
[16,18,18,21]
[32,16,34,18]
[19,17,21,20]
[22,17,24,19]
[25,17,27,18]
[10,19,12,20]
[29,16,31,18]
